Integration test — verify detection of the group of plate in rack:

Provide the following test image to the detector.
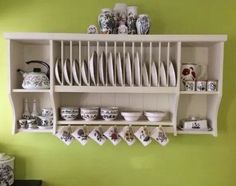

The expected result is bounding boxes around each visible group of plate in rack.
[54,51,177,87]
[55,125,169,147]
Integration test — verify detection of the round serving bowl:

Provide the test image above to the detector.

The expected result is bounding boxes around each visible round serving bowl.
[60,107,79,121]
[80,107,99,121]
[144,111,167,122]
[100,107,119,121]
[121,111,143,122]
[37,116,53,126]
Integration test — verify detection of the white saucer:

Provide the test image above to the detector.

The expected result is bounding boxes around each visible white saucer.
[160,61,167,87]
[142,62,149,86]
[116,52,124,86]
[126,52,132,86]
[55,58,62,85]
[38,125,53,130]
[63,58,71,85]
[89,51,97,85]
[151,62,158,86]
[72,59,80,85]
[108,52,115,86]
[81,60,89,86]
[169,61,176,87]
[134,52,141,86]
[99,52,106,85]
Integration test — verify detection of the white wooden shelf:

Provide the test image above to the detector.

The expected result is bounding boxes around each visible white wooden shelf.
[5,32,227,136]
[18,129,53,133]
[180,91,219,95]
[55,86,177,94]
[57,120,173,126]
[12,89,50,93]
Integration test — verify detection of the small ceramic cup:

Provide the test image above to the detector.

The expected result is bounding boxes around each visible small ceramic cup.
[18,119,27,129]
[207,80,218,91]
[196,80,207,91]
[184,80,195,91]
[41,108,53,117]
[27,119,37,129]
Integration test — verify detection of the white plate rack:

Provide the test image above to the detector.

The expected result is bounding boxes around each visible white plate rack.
[5,33,227,137]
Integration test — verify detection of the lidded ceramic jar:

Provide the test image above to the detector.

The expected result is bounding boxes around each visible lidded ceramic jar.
[127,6,138,34]
[98,8,115,34]
[0,153,15,186]
[136,14,150,35]
[113,3,127,26]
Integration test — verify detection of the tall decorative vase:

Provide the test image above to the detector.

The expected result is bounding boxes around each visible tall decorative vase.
[22,98,30,119]
[113,3,127,27]
[136,14,150,35]
[98,8,115,34]
[127,6,138,34]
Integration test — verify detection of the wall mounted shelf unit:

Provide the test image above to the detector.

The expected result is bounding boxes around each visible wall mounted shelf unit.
[5,33,227,136]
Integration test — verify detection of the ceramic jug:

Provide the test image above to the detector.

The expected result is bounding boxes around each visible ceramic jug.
[98,8,115,34]
[136,14,150,35]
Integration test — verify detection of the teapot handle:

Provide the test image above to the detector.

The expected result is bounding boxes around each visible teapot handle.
[25,60,50,78]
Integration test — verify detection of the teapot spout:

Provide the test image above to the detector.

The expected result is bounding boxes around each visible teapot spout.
[17,69,26,76]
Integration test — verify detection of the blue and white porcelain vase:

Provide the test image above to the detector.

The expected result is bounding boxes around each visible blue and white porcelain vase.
[136,14,150,35]
[98,8,115,34]
[113,3,127,29]
[127,6,138,34]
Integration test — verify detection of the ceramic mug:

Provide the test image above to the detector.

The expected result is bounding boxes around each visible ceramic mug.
[41,108,53,117]
[27,119,37,129]
[196,80,207,91]
[181,64,204,89]
[18,119,27,129]
[207,80,218,91]
[184,80,195,91]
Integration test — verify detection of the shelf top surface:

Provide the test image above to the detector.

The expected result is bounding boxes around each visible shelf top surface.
[4,32,227,42]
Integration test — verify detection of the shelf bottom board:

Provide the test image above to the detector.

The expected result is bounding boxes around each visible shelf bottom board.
[177,130,213,135]
[17,129,52,133]
[57,120,173,126]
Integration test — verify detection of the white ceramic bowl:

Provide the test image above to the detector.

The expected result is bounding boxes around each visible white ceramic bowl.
[60,107,79,121]
[80,107,99,121]
[144,111,167,122]
[121,111,142,122]
[101,107,119,121]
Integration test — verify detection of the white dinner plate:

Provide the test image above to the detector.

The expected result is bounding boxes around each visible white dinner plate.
[134,52,141,86]
[160,61,167,87]
[142,62,149,86]
[63,58,72,85]
[99,52,106,85]
[55,58,62,85]
[126,52,132,86]
[108,52,115,86]
[169,61,176,87]
[72,59,80,85]
[151,62,158,86]
[89,51,97,85]
[81,60,89,86]
[116,52,124,86]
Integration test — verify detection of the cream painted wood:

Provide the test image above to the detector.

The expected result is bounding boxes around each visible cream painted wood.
[5,33,227,136]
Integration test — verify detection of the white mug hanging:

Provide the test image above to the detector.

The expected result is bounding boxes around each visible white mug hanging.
[151,126,169,146]
[88,126,106,145]
[119,126,136,146]
[104,126,121,146]
[71,126,89,146]
[134,126,152,147]
[55,126,74,146]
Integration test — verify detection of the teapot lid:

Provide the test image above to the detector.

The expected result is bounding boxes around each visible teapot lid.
[0,153,13,161]
[33,68,41,72]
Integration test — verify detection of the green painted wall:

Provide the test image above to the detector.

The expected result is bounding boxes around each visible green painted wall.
[0,0,235,186]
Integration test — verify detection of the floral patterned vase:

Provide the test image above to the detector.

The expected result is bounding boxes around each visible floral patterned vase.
[136,14,150,35]
[98,8,115,34]
[127,6,138,34]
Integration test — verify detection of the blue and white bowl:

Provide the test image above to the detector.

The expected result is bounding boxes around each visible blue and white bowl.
[80,107,99,121]
[60,107,79,121]
[101,107,119,121]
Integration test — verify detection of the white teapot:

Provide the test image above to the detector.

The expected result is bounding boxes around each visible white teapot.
[17,60,50,89]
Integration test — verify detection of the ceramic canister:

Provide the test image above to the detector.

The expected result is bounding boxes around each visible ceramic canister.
[184,80,195,91]
[127,6,138,34]
[196,80,207,91]
[0,153,15,186]
[207,80,218,91]
[136,14,150,35]
[98,8,115,34]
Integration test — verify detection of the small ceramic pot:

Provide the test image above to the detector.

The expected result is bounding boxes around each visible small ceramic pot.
[18,119,27,129]
[87,25,98,34]
[118,24,128,34]
[98,8,115,34]
[184,80,196,91]
[0,153,15,186]
[80,107,99,121]
[41,108,53,117]
[196,80,207,91]
[207,80,218,91]
[136,14,150,35]
[60,107,79,121]
[127,6,138,34]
